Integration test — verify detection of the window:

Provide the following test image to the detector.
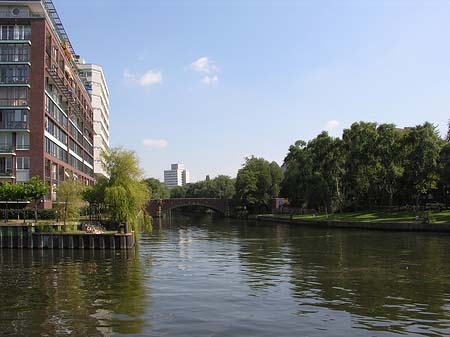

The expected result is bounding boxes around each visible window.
[0,87,28,107]
[52,164,57,180]
[52,183,57,201]
[45,94,68,128]
[16,133,29,150]
[46,118,67,144]
[45,137,68,162]
[0,44,30,62]
[16,157,29,170]
[0,109,28,129]
[0,157,12,174]
[0,64,29,84]
[0,25,30,40]
[0,132,12,148]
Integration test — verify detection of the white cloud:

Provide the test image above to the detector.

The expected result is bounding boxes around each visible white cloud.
[325,120,339,131]
[190,57,220,84]
[191,57,209,72]
[142,138,168,149]
[202,75,218,85]
[191,57,219,74]
[124,69,162,86]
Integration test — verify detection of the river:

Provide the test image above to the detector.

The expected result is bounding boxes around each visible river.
[1,214,450,336]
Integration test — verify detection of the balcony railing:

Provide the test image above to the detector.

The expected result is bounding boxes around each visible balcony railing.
[0,169,13,177]
[16,144,30,150]
[0,121,29,129]
[0,55,29,62]
[0,144,14,153]
[0,99,28,107]
[0,76,29,85]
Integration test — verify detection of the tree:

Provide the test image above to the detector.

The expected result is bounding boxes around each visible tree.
[103,148,150,225]
[342,122,380,209]
[375,124,404,206]
[23,176,49,222]
[170,185,187,198]
[235,156,283,212]
[211,175,235,199]
[82,176,108,219]
[143,178,170,199]
[438,142,450,207]
[56,177,84,226]
[281,133,344,212]
[400,123,443,205]
[281,141,311,207]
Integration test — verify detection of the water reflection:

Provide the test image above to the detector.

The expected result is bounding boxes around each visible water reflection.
[235,222,450,336]
[0,249,148,336]
[2,215,450,336]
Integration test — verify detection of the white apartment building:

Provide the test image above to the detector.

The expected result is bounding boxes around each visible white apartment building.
[78,62,110,179]
[164,163,190,189]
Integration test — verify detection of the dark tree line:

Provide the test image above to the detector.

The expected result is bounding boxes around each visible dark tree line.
[281,122,448,211]
[169,175,236,199]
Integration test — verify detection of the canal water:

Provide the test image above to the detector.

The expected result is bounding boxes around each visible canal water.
[1,214,450,336]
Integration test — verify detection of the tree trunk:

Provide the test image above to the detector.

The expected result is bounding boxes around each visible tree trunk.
[34,199,38,223]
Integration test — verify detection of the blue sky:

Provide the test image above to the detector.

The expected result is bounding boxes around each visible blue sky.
[57,0,450,181]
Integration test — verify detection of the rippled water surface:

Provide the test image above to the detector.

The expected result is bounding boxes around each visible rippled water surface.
[2,214,450,336]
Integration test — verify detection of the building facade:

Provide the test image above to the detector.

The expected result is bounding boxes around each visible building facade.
[0,0,95,207]
[164,163,190,189]
[78,62,109,179]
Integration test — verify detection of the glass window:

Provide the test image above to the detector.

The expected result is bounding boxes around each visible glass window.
[16,157,30,170]
[16,133,29,149]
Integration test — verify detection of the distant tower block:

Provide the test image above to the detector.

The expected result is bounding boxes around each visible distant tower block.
[164,163,190,189]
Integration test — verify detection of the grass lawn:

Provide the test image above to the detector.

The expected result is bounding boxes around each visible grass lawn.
[262,210,450,224]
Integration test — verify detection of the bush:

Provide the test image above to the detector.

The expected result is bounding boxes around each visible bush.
[0,208,57,221]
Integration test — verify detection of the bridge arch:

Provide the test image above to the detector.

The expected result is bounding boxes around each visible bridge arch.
[147,198,231,217]
[161,203,225,215]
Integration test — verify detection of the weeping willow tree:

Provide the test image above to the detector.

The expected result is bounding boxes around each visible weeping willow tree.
[57,177,84,227]
[103,147,151,230]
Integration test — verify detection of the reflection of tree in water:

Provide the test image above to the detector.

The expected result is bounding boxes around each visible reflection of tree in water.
[237,222,291,290]
[0,249,148,336]
[286,229,450,335]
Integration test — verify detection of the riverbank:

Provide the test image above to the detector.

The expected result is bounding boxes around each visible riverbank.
[257,211,450,232]
[0,224,135,249]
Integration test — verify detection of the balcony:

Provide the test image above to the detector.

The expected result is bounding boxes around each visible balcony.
[0,144,15,155]
[0,99,29,108]
[16,144,30,151]
[0,121,29,131]
[0,55,30,65]
[0,168,14,178]
[0,77,29,87]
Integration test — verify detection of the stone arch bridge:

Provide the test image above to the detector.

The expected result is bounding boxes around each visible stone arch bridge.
[147,198,231,217]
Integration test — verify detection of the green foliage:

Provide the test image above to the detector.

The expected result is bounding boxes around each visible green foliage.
[235,156,283,211]
[281,122,445,211]
[56,178,84,226]
[143,178,170,199]
[1,209,57,221]
[24,176,49,222]
[103,147,150,227]
[23,176,49,202]
[169,175,235,199]
[170,185,187,198]
[83,176,107,205]
[281,133,344,212]
[400,123,443,204]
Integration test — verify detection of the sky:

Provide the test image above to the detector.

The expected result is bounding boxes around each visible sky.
[55,0,450,182]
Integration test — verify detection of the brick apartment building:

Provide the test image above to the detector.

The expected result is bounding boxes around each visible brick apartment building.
[0,0,95,207]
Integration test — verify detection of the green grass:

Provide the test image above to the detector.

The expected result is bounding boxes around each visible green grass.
[262,210,450,224]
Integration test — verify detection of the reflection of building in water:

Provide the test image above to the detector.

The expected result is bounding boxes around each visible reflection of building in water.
[178,228,193,259]
[91,309,113,337]
[0,249,146,336]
